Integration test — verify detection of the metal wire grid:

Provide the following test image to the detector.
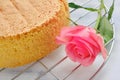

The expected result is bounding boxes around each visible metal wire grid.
[0,0,115,80]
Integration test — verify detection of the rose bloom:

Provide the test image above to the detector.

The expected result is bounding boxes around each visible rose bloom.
[56,25,107,66]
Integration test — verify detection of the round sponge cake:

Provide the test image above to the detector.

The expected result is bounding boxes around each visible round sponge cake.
[0,0,69,67]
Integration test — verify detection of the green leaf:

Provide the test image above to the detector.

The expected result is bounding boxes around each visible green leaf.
[97,16,113,43]
[69,2,98,12]
[69,3,82,9]
[108,0,115,20]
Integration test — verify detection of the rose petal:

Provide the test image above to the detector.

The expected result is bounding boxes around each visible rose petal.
[56,26,86,44]
[90,33,107,59]
[80,56,96,66]
[97,34,107,59]
[66,43,77,62]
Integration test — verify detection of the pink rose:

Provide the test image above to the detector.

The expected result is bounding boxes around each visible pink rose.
[56,25,107,66]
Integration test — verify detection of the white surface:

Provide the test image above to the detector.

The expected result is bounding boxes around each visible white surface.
[0,0,120,80]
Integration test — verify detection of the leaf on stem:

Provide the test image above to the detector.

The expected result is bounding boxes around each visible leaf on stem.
[108,0,115,20]
[69,3,83,9]
[97,16,113,43]
[69,2,98,12]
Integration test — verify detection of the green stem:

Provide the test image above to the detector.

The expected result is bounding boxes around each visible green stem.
[94,10,101,30]
[101,0,107,13]
[94,0,105,30]
[67,18,78,26]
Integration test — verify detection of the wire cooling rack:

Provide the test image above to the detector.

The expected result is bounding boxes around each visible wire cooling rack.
[0,0,115,80]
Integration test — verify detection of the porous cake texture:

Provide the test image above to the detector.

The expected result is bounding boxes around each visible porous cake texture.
[0,0,69,67]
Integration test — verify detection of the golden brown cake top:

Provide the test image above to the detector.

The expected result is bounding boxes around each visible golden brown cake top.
[0,0,60,37]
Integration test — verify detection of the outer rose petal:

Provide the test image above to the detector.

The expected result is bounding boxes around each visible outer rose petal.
[90,33,107,59]
[56,36,67,44]
[97,34,107,59]
[60,26,85,36]
[56,26,86,44]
